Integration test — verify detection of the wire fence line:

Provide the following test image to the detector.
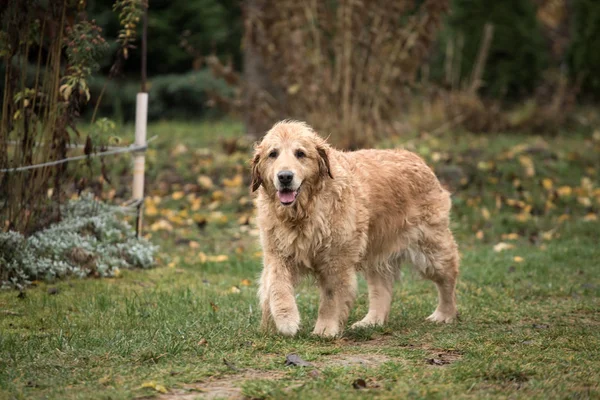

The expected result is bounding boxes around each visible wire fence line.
[1,135,157,173]
[7,140,128,151]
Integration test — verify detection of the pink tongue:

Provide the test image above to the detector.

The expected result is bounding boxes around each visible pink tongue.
[278,190,296,203]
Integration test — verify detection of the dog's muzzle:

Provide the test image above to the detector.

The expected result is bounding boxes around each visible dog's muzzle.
[276,170,300,206]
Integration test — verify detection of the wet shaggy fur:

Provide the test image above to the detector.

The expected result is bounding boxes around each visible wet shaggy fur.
[252,121,459,337]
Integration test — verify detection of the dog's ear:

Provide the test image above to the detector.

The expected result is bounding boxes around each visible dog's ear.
[250,153,262,192]
[317,146,334,179]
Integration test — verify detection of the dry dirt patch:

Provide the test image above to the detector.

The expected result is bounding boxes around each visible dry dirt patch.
[316,353,392,368]
[159,336,462,398]
[159,370,286,400]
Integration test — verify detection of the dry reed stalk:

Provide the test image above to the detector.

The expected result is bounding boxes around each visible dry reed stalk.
[207,0,449,148]
[468,22,494,95]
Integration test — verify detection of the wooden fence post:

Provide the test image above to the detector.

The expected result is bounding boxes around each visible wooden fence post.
[133,93,147,238]
[133,2,149,238]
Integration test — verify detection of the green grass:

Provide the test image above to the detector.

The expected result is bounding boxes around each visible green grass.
[1,122,599,399]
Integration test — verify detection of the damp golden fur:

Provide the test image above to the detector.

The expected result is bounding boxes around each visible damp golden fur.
[252,120,459,337]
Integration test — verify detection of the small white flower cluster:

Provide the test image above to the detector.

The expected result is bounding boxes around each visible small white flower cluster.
[0,194,157,289]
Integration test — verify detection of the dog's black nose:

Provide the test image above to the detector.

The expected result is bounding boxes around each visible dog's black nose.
[277,170,294,185]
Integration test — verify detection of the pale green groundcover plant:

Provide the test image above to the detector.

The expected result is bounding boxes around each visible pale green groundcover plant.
[0,195,157,289]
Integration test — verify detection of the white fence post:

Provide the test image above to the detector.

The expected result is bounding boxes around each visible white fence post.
[133,92,148,237]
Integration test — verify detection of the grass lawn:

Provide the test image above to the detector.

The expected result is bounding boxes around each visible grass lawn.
[1,121,599,399]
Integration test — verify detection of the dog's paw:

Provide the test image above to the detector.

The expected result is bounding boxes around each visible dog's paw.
[351,317,385,329]
[275,319,300,336]
[312,320,340,337]
[426,309,457,324]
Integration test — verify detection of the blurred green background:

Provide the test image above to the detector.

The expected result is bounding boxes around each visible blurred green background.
[73,0,600,122]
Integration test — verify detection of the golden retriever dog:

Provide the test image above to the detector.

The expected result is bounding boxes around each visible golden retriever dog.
[251,120,459,337]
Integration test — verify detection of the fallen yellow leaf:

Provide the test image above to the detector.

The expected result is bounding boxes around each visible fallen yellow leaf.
[515,212,531,222]
[155,384,168,394]
[241,279,252,286]
[557,186,572,197]
[208,201,221,210]
[141,381,167,394]
[167,215,186,225]
[581,177,594,192]
[150,219,173,232]
[178,209,189,218]
[172,143,188,156]
[481,207,491,221]
[190,197,202,211]
[223,174,243,188]
[541,229,556,241]
[212,190,225,201]
[545,199,556,212]
[494,242,514,252]
[145,203,158,216]
[506,198,526,209]
[208,255,228,263]
[197,175,214,189]
[513,256,524,263]
[518,155,535,177]
[172,191,185,200]
[477,161,493,171]
[288,83,300,94]
[578,197,592,207]
[542,178,553,190]
[583,213,597,222]
[501,233,519,240]
[230,286,241,294]
[476,230,484,240]
[558,214,570,223]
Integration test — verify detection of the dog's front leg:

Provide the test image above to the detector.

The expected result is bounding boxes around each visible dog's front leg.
[259,255,300,336]
[313,265,357,337]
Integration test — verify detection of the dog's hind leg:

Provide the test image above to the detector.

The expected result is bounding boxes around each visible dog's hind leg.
[313,265,358,337]
[351,267,395,329]
[412,228,459,323]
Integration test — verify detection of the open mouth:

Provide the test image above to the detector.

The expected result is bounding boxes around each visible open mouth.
[277,187,299,206]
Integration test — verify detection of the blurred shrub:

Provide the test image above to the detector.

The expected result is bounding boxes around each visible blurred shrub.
[0,195,157,289]
[448,0,548,99]
[568,0,600,99]
[87,69,232,122]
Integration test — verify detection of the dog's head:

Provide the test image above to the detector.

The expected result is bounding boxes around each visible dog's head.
[251,120,333,207]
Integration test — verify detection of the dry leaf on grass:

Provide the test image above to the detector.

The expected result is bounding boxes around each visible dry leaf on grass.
[493,242,514,252]
[285,353,312,367]
[352,378,367,389]
[141,381,168,394]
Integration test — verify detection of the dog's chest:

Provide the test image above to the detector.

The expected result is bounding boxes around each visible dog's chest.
[272,220,331,271]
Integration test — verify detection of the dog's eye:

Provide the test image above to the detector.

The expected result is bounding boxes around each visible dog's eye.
[268,150,278,158]
[295,150,306,159]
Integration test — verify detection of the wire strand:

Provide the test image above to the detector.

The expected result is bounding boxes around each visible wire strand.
[1,143,148,173]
